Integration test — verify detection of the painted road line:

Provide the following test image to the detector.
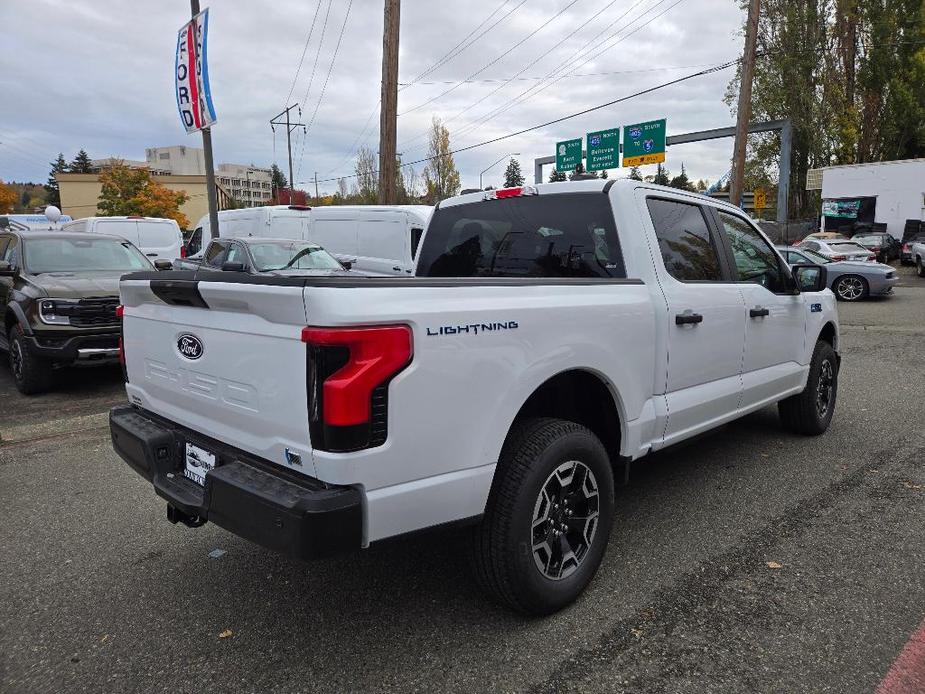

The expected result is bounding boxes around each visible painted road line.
[876,618,925,694]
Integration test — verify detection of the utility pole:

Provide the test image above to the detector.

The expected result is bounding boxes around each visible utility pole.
[729,0,760,209]
[270,104,305,202]
[314,172,319,203]
[190,0,220,239]
[378,0,400,204]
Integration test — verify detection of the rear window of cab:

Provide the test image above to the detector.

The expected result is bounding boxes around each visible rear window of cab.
[415,193,625,278]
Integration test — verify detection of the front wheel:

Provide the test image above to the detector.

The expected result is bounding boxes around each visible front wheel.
[833,275,868,301]
[471,417,614,615]
[778,340,838,435]
[8,326,54,395]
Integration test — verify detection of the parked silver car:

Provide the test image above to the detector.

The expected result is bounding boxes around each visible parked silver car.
[797,238,876,262]
[777,246,898,301]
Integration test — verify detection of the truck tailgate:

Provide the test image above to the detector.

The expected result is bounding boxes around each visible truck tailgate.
[120,278,313,472]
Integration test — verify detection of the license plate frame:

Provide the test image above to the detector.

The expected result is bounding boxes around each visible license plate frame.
[183,442,217,486]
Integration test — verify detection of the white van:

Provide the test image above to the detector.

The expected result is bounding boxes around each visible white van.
[191,205,433,276]
[63,216,184,263]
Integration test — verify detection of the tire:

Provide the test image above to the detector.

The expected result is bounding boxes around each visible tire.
[833,274,868,301]
[471,417,615,615]
[8,326,54,395]
[917,258,925,278]
[778,340,838,436]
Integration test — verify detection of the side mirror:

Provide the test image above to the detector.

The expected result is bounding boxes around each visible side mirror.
[154,259,173,271]
[792,264,827,292]
[0,260,17,277]
[221,261,246,272]
[341,260,353,270]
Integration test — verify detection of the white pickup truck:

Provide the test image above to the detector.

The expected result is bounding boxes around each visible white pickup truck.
[110,180,839,614]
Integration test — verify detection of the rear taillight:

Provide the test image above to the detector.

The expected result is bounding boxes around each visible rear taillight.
[484,186,538,200]
[180,244,187,258]
[903,244,911,252]
[832,255,846,262]
[302,325,412,452]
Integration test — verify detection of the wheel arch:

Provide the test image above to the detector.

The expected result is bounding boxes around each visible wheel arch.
[4,303,32,336]
[817,320,838,352]
[496,368,625,472]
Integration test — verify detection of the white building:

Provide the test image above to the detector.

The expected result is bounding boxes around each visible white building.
[145,145,206,175]
[216,164,273,207]
[807,158,925,239]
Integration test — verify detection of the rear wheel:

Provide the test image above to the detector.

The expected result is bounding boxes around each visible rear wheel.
[917,258,925,278]
[8,326,54,395]
[471,417,614,615]
[833,274,868,301]
[779,340,838,435]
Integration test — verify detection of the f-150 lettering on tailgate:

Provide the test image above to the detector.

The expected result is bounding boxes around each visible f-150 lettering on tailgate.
[145,359,258,412]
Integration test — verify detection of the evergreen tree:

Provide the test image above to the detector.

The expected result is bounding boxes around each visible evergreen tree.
[502,158,525,187]
[70,149,93,173]
[568,163,586,181]
[548,168,567,182]
[627,166,643,181]
[598,169,609,179]
[45,153,68,207]
[652,164,671,186]
[669,163,694,191]
[270,164,288,196]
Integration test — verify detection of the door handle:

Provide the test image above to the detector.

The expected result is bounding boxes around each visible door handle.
[675,311,704,325]
[392,266,402,272]
[146,253,158,257]
[749,306,770,318]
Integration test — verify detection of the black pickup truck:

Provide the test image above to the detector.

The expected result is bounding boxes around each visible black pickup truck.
[0,228,157,394]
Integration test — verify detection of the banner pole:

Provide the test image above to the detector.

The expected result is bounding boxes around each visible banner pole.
[190,0,220,240]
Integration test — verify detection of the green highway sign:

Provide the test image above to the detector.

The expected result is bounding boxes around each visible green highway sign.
[586,128,619,171]
[622,118,666,167]
[555,138,582,173]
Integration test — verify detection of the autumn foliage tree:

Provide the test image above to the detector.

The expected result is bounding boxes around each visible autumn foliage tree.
[422,117,461,204]
[0,180,17,213]
[97,163,190,228]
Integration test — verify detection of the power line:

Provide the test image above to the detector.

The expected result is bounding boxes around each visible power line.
[397,63,719,86]
[396,0,657,152]
[297,0,355,180]
[398,0,584,117]
[315,57,737,185]
[439,0,686,149]
[283,1,324,108]
[400,0,518,91]
[429,0,628,135]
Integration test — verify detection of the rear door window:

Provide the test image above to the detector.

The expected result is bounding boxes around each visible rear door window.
[646,198,723,281]
[416,193,625,278]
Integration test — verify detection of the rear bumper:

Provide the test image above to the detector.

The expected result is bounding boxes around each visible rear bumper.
[25,331,120,364]
[109,405,363,560]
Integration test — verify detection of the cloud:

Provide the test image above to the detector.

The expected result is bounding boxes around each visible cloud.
[0,0,744,190]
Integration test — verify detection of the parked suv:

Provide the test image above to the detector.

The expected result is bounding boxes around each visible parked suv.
[0,229,155,394]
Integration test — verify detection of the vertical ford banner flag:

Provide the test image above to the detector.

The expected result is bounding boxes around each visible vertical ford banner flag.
[175,9,217,133]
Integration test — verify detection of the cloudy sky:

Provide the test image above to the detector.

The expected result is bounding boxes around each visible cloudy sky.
[0,0,745,193]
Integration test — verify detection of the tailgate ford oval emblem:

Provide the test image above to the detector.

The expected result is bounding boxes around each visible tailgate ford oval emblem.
[177,333,204,360]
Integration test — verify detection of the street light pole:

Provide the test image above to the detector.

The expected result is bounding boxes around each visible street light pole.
[479,152,520,190]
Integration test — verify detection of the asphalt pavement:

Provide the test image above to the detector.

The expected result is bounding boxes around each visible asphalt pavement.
[1,266,924,694]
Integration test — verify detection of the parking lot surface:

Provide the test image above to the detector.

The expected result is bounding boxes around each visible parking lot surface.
[2,267,924,694]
